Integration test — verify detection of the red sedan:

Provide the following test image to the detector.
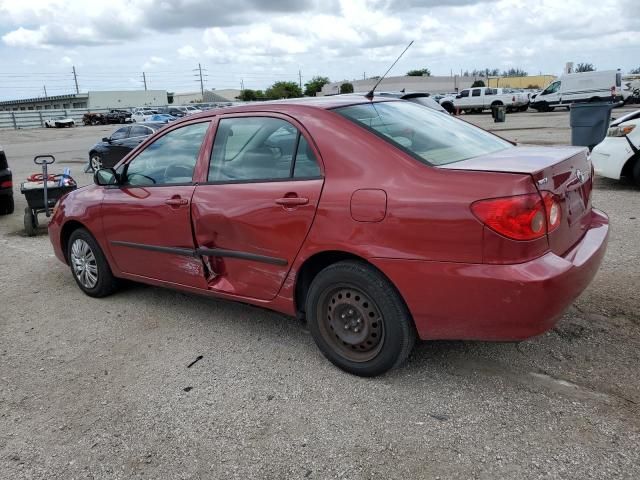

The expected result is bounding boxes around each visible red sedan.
[49,97,609,376]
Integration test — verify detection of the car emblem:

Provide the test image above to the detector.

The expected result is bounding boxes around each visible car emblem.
[576,169,585,183]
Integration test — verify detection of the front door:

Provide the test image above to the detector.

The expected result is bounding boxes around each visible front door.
[104,126,130,166]
[191,115,324,301]
[102,121,211,288]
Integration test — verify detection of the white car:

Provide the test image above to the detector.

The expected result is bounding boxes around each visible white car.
[591,109,640,186]
[439,87,528,114]
[45,116,75,128]
[131,108,158,123]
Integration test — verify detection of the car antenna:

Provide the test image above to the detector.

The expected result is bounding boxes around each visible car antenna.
[365,40,414,100]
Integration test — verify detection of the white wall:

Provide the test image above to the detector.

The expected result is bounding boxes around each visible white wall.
[88,90,168,109]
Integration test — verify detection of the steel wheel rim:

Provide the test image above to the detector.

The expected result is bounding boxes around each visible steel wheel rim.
[90,155,102,171]
[317,284,385,363]
[71,239,98,289]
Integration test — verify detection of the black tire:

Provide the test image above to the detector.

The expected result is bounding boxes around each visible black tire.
[67,228,118,297]
[589,97,602,103]
[441,102,454,114]
[0,196,14,215]
[23,207,37,236]
[632,157,640,188]
[89,152,103,172]
[305,260,416,376]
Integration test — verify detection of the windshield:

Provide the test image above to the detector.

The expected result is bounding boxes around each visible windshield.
[335,101,512,166]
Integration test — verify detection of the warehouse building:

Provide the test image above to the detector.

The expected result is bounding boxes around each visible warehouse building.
[0,90,168,111]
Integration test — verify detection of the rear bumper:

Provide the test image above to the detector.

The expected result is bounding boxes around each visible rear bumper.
[372,209,609,341]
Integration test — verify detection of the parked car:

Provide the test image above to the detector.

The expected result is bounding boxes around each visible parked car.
[50,97,608,376]
[591,109,640,186]
[159,107,187,118]
[105,109,132,124]
[531,70,623,112]
[0,146,14,215]
[439,87,528,114]
[376,92,449,113]
[45,116,75,128]
[131,108,159,123]
[83,113,107,126]
[87,123,165,171]
[147,114,177,123]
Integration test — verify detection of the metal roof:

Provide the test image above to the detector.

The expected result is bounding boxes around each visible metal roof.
[0,93,88,106]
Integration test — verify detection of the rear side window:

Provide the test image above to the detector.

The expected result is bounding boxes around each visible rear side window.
[130,125,152,137]
[208,117,321,182]
[472,89,481,97]
[335,101,511,166]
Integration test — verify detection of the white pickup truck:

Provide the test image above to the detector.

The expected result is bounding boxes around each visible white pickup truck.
[439,87,529,114]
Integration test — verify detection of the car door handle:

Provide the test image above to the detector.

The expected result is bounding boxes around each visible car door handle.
[165,197,189,206]
[275,196,309,207]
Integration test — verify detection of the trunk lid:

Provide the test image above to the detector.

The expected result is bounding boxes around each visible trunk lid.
[440,145,593,256]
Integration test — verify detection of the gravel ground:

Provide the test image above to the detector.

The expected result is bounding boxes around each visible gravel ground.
[1,110,639,479]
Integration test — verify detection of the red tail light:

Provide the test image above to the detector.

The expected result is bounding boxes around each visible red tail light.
[472,192,561,241]
[0,180,12,189]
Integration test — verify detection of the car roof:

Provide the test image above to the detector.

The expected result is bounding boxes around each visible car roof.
[186,95,397,119]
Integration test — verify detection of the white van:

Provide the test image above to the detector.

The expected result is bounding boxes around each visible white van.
[531,70,623,111]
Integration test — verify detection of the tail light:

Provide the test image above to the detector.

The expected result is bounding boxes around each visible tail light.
[471,192,561,241]
[0,180,12,188]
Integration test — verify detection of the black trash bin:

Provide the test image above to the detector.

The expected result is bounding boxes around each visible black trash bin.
[569,102,615,149]
[491,104,506,123]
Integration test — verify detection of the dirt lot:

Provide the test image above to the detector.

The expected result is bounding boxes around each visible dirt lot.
[1,109,639,479]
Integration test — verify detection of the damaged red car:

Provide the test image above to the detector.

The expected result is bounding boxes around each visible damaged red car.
[49,97,608,376]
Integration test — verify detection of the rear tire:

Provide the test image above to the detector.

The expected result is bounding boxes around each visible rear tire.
[0,196,14,215]
[305,260,416,377]
[23,208,37,236]
[68,228,118,297]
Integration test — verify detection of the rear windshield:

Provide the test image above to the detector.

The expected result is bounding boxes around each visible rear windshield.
[335,101,512,166]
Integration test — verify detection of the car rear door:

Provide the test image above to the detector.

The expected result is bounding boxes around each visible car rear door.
[191,114,324,301]
[101,121,212,288]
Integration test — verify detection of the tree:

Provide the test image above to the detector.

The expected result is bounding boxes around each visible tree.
[406,68,431,77]
[471,80,485,87]
[237,89,267,101]
[575,63,595,73]
[501,68,528,77]
[631,67,640,74]
[304,76,330,97]
[265,81,303,99]
[340,82,354,94]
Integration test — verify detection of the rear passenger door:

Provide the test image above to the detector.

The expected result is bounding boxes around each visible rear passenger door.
[191,114,324,301]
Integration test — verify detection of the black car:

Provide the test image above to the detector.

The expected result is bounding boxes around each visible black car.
[0,146,14,215]
[88,123,165,171]
[104,109,132,124]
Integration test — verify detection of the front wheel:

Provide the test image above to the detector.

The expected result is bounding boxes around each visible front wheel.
[68,228,118,297]
[306,261,416,376]
[89,153,103,172]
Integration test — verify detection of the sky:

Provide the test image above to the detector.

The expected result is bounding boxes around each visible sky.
[0,0,639,100]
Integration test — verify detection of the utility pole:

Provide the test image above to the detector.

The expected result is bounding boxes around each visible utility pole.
[72,66,79,94]
[298,70,302,90]
[240,79,244,91]
[363,72,366,80]
[193,63,207,98]
[142,72,147,91]
[43,85,48,99]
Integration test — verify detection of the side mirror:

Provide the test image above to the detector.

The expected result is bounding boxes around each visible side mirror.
[102,137,111,143]
[94,168,119,186]
[456,94,462,99]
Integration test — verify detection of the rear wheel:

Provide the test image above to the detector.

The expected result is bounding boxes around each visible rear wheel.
[0,196,14,215]
[68,228,118,297]
[306,261,416,376]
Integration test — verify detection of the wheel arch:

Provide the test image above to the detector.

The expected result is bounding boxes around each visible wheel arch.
[491,100,504,107]
[293,250,410,322]
[621,151,640,178]
[60,219,89,263]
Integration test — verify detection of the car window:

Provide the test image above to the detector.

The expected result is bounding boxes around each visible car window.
[294,135,321,178]
[459,90,469,98]
[542,81,560,95]
[130,125,152,137]
[111,127,129,140]
[472,89,481,97]
[124,122,209,186]
[336,101,512,166]
[485,88,495,95]
[208,117,317,182]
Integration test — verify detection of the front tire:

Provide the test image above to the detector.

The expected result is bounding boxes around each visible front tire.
[89,153,103,172]
[68,228,118,297]
[306,261,416,376]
